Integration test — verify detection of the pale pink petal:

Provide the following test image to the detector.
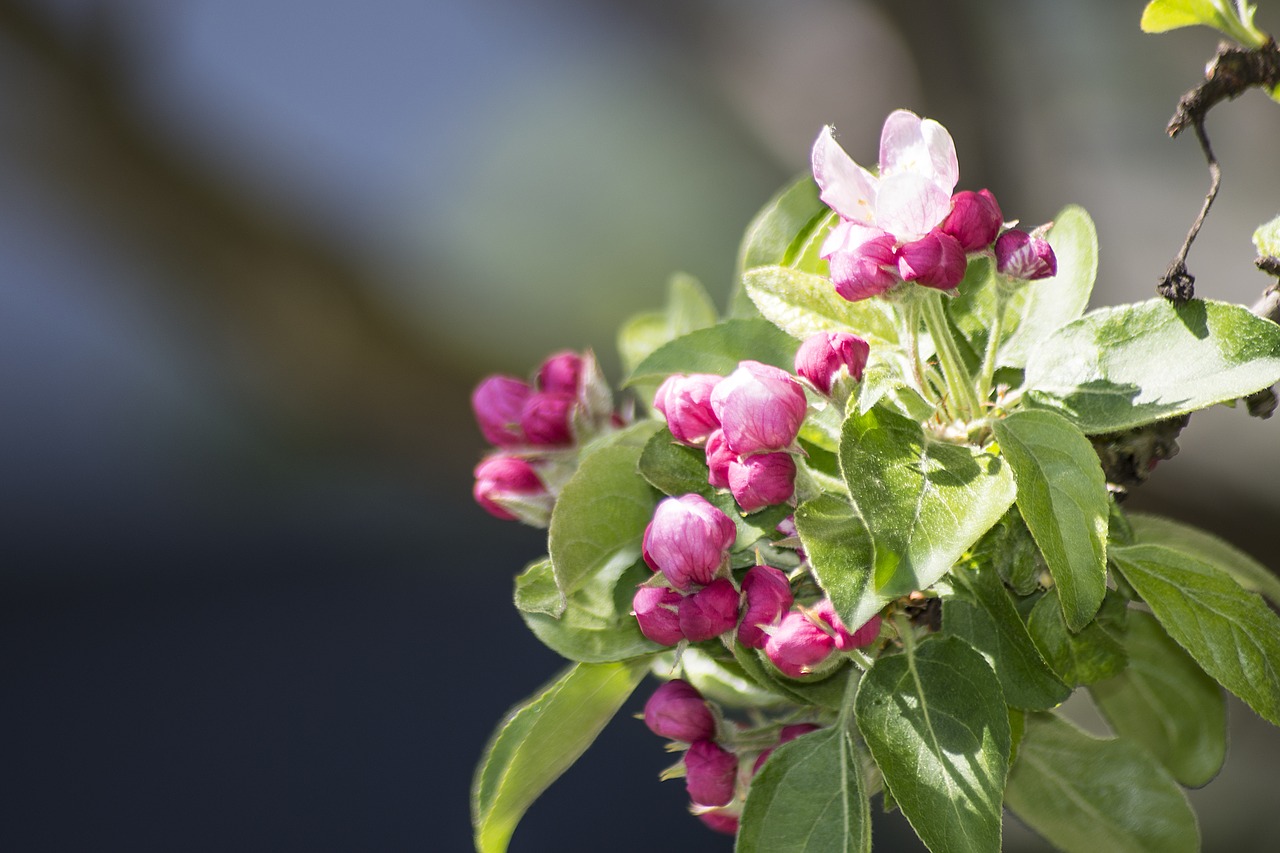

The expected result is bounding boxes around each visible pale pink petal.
[820,220,892,260]
[811,126,877,224]
[875,173,951,242]
[920,118,959,192]
[879,110,958,194]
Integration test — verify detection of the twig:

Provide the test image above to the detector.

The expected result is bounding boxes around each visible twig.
[1158,118,1220,303]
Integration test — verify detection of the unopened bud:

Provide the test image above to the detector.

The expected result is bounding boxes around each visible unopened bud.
[995,229,1057,281]
[704,430,734,489]
[536,350,584,395]
[679,578,741,643]
[898,229,967,291]
[696,808,740,835]
[941,189,1003,252]
[471,375,532,447]
[737,565,794,649]
[472,456,553,525]
[812,600,881,650]
[794,331,870,395]
[728,452,796,513]
[643,679,716,742]
[710,361,807,455]
[632,586,685,646]
[654,374,722,446]
[520,392,576,446]
[764,609,835,678]
[642,495,737,590]
[823,221,900,302]
[684,740,738,807]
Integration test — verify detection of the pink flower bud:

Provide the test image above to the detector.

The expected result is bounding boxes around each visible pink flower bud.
[776,515,807,561]
[704,430,734,489]
[642,495,737,590]
[471,375,532,447]
[536,350,584,395]
[679,578,741,643]
[728,452,796,513]
[472,456,553,525]
[684,740,738,807]
[643,679,716,742]
[941,189,1003,252]
[520,392,576,446]
[995,229,1057,280]
[752,723,821,774]
[710,361,807,456]
[764,610,835,678]
[697,808,740,835]
[654,374,723,446]
[813,600,881,650]
[822,221,900,302]
[897,229,967,291]
[632,586,685,646]
[794,331,870,395]
[737,566,793,649]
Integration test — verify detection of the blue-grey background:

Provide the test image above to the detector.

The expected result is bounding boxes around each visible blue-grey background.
[3,1,1278,850]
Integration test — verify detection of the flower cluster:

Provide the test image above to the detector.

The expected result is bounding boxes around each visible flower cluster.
[813,110,1055,301]
[470,349,622,525]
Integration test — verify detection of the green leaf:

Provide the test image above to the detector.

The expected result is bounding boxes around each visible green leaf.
[637,430,711,498]
[794,493,881,637]
[520,556,662,663]
[548,422,662,596]
[729,643,852,711]
[731,176,829,316]
[742,265,899,346]
[472,659,649,853]
[967,510,1046,596]
[945,566,1071,710]
[1005,711,1199,853]
[1026,588,1128,686]
[854,636,1010,853]
[513,558,565,618]
[1141,0,1268,47]
[738,725,871,853]
[627,319,798,385]
[617,273,719,377]
[992,409,1109,630]
[1111,542,1280,726]
[1127,512,1280,605]
[672,647,788,709]
[840,405,1016,599]
[1254,213,1280,258]
[1089,610,1226,787]
[1025,298,1280,433]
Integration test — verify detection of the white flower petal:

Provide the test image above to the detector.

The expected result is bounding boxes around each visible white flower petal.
[875,173,951,242]
[811,126,877,223]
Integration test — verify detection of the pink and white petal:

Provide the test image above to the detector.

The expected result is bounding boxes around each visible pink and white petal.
[878,109,926,178]
[811,126,877,224]
[920,118,959,193]
[820,220,891,259]
[875,173,951,242]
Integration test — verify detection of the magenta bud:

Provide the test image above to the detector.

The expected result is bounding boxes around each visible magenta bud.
[642,495,737,590]
[679,578,741,643]
[643,679,716,742]
[941,189,1003,252]
[794,331,870,395]
[764,610,835,678]
[536,350,584,395]
[471,375,532,447]
[632,586,685,646]
[737,566,794,649]
[684,740,738,807]
[823,222,900,302]
[704,430,734,490]
[897,229,967,291]
[728,452,797,513]
[710,361,807,456]
[472,456,552,525]
[752,723,821,774]
[696,808,740,835]
[995,229,1057,280]
[813,600,881,650]
[520,392,576,446]
[654,374,723,446]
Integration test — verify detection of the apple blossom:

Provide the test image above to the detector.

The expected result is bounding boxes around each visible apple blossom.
[643,680,716,742]
[727,452,796,513]
[684,740,738,807]
[642,495,737,590]
[710,361,807,456]
[632,586,685,646]
[737,565,794,649]
[794,331,870,395]
[678,578,741,643]
[942,188,1004,252]
[654,373,722,446]
[471,375,532,447]
[995,228,1058,280]
[535,350,584,396]
[472,456,553,525]
[704,429,734,489]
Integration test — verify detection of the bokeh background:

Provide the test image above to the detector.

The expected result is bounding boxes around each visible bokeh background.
[3,1,1279,850]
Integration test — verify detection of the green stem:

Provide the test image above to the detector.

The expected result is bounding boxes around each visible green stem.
[977,291,1006,411]
[919,290,982,422]
[899,297,929,401]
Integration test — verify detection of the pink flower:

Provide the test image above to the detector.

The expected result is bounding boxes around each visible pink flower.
[764,610,836,678]
[642,495,737,590]
[643,679,716,742]
[684,740,738,807]
[472,456,553,525]
[995,229,1057,281]
[678,578,741,643]
[704,430,734,490]
[632,586,685,646]
[654,373,722,446]
[942,189,1003,252]
[728,452,797,513]
[822,223,899,301]
[737,566,793,649]
[471,375,532,447]
[794,331,870,396]
[710,361,807,456]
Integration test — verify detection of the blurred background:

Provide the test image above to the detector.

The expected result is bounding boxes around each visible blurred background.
[2,0,1279,850]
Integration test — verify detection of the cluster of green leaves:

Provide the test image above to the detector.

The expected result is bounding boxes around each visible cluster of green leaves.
[471,174,1280,853]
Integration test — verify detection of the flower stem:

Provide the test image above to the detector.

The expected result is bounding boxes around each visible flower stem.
[919,290,982,422]
[900,297,929,401]
[977,291,1006,411]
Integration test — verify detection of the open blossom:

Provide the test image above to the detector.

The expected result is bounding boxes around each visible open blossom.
[813,111,984,299]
